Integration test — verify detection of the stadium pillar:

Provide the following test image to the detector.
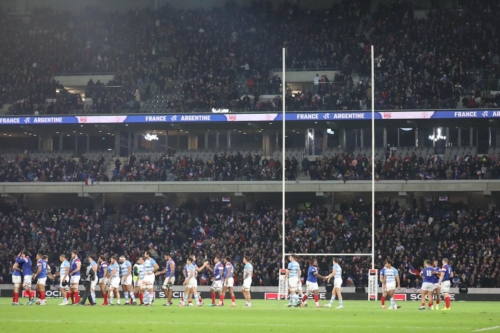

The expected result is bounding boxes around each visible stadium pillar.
[227,130,231,149]
[204,131,209,149]
[457,128,461,146]
[133,132,139,151]
[339,129,346,149]
[360,129,364,148]
[86,134,90,152]
[262,131,271,156]
[59,133,63,152]
[383,128,387,148]
[41,133,53,151]
[127,132,132,155]
[188,132,198,150]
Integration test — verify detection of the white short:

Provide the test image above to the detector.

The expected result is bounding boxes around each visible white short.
[297,281,303,291]
[306,281,319,293]
[441,280,451,293]
[386,281,396,291]
[121,275,132,286]
[109,277,120,289]
[334,279,343,289]
[212,280,222,291]
[162,277,175,288]
[433,283,440,290]
[142,274,155,289]
[99,277,107,285]
[23,275,32,288]
[288,277,299,289]
[37,277,47,286]
[421,282,434,292]
[243,278,252,290]
[12,275,22,285]
[224,277,234,288]
[70,276,80,284]
[90,276,98,289]
[187,278,197,289]
[59,276,69,290]
[135,279,143,288]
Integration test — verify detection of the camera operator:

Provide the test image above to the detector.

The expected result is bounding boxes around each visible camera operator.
[78,259,96,306]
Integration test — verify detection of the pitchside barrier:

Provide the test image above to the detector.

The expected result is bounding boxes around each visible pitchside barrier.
[1,286,499,301]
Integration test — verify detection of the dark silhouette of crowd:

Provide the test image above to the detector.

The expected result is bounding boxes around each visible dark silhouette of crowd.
[0,198,498,288]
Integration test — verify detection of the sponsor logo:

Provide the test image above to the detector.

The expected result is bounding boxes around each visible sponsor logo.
[409,293,455,301]
[394,294,407,301]
[383,112,392,119]
[79,117,87,123]
[228,115,237,121]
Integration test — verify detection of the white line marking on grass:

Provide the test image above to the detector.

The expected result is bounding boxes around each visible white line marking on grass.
[0,319,473,330]
[473,327,500,332]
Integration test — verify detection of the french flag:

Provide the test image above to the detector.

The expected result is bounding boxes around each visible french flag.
[408,263,420,275]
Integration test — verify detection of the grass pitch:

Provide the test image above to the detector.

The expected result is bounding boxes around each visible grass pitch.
[0,299,499,333]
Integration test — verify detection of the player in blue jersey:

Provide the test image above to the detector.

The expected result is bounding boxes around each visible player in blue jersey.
[49,254,70,305]
[381,259,400,310]
[285,254,301,307]
[34,253,48,305]
[11,252,25,305]
[205,255,224,306]
[155,253,176,306]
[222,256,237,307]
[134,257,145,305]
[119,255,136,305]
[141,251,159,306]
[431,260,441,310]
[87,255,98,306]
[301,259,326,308]
[325,258,343,309]
[97,255,109,305]
[20,252,35,305]
[419,260,435,310]
[242,256,254,307]
[106,256,121,305]
[438,258,453,311]
[69,250,82,305]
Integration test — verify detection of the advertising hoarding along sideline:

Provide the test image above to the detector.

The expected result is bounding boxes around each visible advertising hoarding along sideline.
[0,110,499,126]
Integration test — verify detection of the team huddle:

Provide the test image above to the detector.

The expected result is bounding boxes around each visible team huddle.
[11,250,254,307]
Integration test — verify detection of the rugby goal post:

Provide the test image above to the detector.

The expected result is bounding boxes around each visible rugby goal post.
[368,269,378,301]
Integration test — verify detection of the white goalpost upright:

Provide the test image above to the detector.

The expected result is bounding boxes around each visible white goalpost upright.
[279,47,287,300]
[278,46,378,301]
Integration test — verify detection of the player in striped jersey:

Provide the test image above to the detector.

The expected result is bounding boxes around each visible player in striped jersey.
[97,255,109,305]
[380,265,401,309]
[34,253,48,305]
[49,254,70,306]
[119,255,136,305]
[141,251,159,306]
[242,256,253,307]
[325,258,343,308]
[134,257,145,305]
[381,259,400,310]
[285,254,300,307]
[181,257,197,306]
[106,256,120,305]
[179,255,207,306]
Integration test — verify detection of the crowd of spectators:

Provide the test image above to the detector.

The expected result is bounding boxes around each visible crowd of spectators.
[1,148,499,183]
[0,153,109,182]
[0,198,498,289]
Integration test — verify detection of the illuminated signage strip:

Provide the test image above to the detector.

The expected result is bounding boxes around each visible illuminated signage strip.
[0,110,497,125]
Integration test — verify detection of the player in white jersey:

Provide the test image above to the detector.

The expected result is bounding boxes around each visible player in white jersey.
[241,256,253,307]
[179,254,207,306]
[285,254,301,307]
[119,255,136,305]
[325,258,343,308]
[141,251,159,306]
[106,256,120,305]
[382,259,400,310]
[48,254,70,305]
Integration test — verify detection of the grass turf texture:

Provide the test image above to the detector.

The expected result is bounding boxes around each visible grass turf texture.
[0,299,499,333]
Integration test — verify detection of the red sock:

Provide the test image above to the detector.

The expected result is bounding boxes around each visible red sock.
[302,295,308,302]
[103,293,108,304]
[13,292,18,303]
[445,296,450,308]
[67,292,72,303]
[313,294,319,303]
[211,292,216,304]
[139,293,143,304]
[231,295,235,303]
[75,291,80,303]
[219,294,224,304]
[198,296,203,303]
[436,298,440,305]
[40,291,45,300]
[421,302,425,307]
[381,296,386,306]
[429,302,433,307]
